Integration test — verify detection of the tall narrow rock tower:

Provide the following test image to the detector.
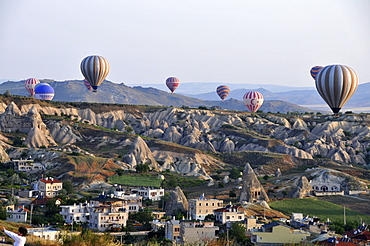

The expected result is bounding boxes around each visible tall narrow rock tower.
[239,163,269,203]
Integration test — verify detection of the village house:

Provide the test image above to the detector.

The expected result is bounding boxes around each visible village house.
[165,218,181,242]
[131,187,164,201]
[345,224,370,246]
[180,220,219,243]
[120,194,143,213]
[5,205,28,223]
[188,196,223,220]
[38,177,63,198]
[60,203,90,224]
[12,158,45,172]
[317,236,358,246]
[244,217,264,231]
[214,204,246,224]
[250,221,310,244]
[60,195,129,232]
[27,227,62,241]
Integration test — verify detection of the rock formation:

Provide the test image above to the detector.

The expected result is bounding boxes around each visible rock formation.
[24,107,57,148]
[47,121,82,144]
[1,99,370,185]
[290,176,312,198]
[165,186,189,216]
[239,163,269,203]
[122,136,159,170]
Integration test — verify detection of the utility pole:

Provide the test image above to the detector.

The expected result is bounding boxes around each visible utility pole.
[29,204,33,226]
[226,222,230,246]
[344,206,346,225]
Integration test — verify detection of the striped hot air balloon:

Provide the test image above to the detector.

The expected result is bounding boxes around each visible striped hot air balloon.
[243,91,264,112]
[34,83,55,100]
[165,77,180,93]
[83,79,92,91]
[315,64,358,114]
[24,78,40,96]
[216,85,230,101]
[310,66,323,79]
[80,55,110,92]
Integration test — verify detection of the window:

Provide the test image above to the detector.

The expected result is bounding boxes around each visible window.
[175,228,179,232]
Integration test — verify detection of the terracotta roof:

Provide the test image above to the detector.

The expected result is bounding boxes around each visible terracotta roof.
[31,197,61,205]
[318,237,357,246]
[40,177,62,184]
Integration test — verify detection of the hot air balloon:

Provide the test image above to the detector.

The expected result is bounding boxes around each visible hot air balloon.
[310,66,323,79]
[216,85,230,101]
[315,64,358,114]
[83,79,92,91]
[80,55,110,92]
[24,78,40,96]
[243,91,264,112]
[165,77,180,93]
[34,83,55,100]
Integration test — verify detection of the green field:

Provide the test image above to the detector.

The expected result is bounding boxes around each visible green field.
[269,198,370,223]
[108,174,163,187]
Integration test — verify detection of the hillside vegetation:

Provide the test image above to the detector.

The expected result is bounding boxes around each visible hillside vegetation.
[269,198,370,223]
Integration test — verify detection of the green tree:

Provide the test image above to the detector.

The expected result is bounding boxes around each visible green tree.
[0,206,6,220]
[229,190,236,198]
[20,151,28,158]
[115,168,124,176]
[131,208,154,230]
[229,223,251,245]
[204,214,215,221]
[13,137,25,147]
[229,168,242,179]
[45,198,61,219]
[63,180,75,194]
[136,164,150,173]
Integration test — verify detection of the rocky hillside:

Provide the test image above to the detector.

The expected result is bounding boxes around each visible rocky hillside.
[0,95,369,196]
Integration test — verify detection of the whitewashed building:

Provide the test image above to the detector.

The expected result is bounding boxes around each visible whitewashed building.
[38,177,63,198]
[60,195,129,232]
[131,187,164,201]
[214,205,246,224]
[6,205,28,223]
[189,196,223,220]
[12,158,45,172]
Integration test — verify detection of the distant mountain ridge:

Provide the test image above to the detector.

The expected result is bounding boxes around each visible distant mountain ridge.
[0,79,347,113]
[184,82,370,113]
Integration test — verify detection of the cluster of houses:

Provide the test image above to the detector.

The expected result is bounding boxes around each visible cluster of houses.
[4,157,369,244]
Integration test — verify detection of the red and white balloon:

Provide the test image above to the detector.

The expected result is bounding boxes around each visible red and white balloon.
[24,78,40,96]
[243,91,264,112]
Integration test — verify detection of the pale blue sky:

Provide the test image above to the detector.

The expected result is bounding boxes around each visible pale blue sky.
[0,0,369,87]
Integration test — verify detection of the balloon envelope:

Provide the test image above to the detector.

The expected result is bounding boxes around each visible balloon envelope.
[216,85,230,101]
[165,77,180,93]
[315,64,358,114]
[80,55,110,92]
[243,91,264,112]
[83,79,92,91]
[34,83,55,100]
[310,66,323,79]
[24,78,40,96]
